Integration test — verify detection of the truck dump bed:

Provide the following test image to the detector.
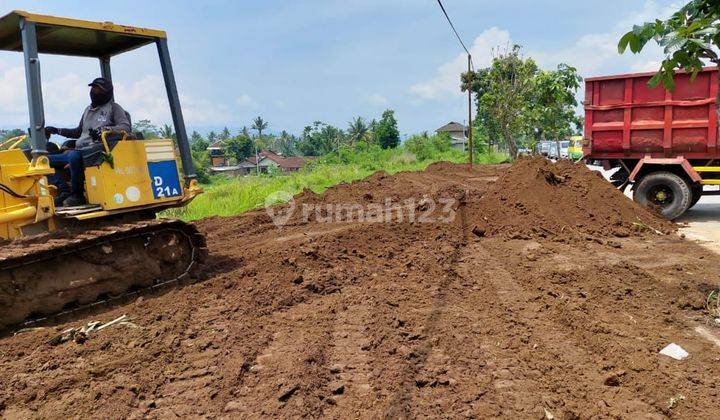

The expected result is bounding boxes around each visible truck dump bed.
[584,67,718,160]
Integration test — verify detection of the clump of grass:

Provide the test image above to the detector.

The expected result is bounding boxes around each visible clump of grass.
[668,394,685,410]
[633,218,663,235]
[632,220,648,232]
[707,289,720,319]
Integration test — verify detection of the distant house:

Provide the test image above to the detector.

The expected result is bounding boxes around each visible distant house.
[239,150,310,175]
[436,121,468,151]
[207,140,228,167]
[208,149,311,176]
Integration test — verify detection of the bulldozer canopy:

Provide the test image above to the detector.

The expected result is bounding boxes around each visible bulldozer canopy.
[0,10,166,57]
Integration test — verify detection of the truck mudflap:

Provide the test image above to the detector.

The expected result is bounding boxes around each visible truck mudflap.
[628,156,701,183]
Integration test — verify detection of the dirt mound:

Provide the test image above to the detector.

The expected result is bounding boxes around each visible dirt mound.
[0,161,717,419]
[471,157,674,240]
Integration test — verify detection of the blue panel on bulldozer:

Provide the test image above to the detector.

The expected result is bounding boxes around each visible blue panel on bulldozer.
[148,160,182,199]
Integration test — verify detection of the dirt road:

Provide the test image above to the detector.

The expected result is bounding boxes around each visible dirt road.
[1,158,719,419]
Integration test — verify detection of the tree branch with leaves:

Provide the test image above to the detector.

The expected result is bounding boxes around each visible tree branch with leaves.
[618,0,720,90]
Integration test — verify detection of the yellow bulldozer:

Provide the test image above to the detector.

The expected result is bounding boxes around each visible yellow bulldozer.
[0,11,207,331]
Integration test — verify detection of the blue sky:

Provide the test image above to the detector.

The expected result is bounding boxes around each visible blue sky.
[0,0,679,137]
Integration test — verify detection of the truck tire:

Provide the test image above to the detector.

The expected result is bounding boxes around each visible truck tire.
[634,171,691,220]
[688,183,703,210]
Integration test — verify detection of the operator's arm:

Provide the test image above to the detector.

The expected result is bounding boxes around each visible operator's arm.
[57,115,84,139]
[105,103,131,133]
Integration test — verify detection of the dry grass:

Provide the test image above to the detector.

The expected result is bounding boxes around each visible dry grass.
[706,289,720,319]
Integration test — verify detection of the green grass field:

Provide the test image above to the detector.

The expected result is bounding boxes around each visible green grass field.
[162,143,507,221]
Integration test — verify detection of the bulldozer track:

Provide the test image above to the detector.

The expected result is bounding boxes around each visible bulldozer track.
[0,218,207,333]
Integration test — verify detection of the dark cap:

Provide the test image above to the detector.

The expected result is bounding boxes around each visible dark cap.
[88,77,113,92]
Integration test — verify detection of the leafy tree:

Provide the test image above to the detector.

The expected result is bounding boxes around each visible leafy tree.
[207,130,218,145]
[526,64,582,156]
[462,45,538,158]
[223,134,254,162]
[132,119,158,139]
[618,0,720,90]
[297,121,346,156]
[323,123,347,152]
[190,130,209,153]
[298,124,318,156]
[347,116,369,144]
[251,116,269,140]
[374,109,400,149]
[465,67,501,152]
[404,132,454,160]
[219,126,232,141]
[191,149,211,183]
[273,130,297,156]
[254,134,273,152]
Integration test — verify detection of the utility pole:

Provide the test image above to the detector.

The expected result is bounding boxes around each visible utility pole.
[467,54,473,167]
[253,140,260,174]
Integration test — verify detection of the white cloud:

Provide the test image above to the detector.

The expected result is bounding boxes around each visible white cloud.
[409,27,511,100]
[0,67,91,125]
[181,94,232,124]
[409,0,678,102]
[44,73,90,121]
[0,66,27,115]
[0,66,232,127]
[630,60,663,72]
[529,0,676,77]
[236,94,254,107]
[115,75,232,125]
[365,93,388,106]
[115,75,171,124]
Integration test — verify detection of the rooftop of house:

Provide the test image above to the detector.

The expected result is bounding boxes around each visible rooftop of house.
[207,140,224,150]
[436,121,468,133]
[245,150,311,169]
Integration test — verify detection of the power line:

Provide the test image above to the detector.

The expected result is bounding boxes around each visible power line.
[436,0,475,166]
[436,0,474,69]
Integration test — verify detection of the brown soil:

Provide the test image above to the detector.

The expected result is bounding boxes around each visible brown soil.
[1,157,719,419]
[471,156,675,240]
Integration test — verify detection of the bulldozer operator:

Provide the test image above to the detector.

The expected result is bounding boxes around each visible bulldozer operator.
[45,77,131,207]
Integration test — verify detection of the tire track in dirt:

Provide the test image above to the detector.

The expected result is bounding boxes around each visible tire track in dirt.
[222,296,337,417]
[465,237,720,418]
[457,241,662,417]
[322,296,377,416]
[384,194,469,418]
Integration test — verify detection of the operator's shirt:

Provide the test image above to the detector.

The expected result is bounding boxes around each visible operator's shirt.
[59,101,131,149]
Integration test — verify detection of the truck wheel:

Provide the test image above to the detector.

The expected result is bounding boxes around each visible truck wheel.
[634,171,691,220]
[688,184,703,210]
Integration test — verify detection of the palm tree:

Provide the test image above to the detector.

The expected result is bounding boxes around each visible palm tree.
[159,123,175,140]
[251,116,268,140]
[276,130,296,156]
[249,118,268,175]
[240,126,251,138]
[347,116,369,144]
[220,126,231,141]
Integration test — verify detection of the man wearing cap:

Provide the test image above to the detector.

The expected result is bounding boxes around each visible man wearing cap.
[46,77,131,207]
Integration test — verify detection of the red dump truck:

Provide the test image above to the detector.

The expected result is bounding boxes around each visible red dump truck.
[584,67,719,219]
